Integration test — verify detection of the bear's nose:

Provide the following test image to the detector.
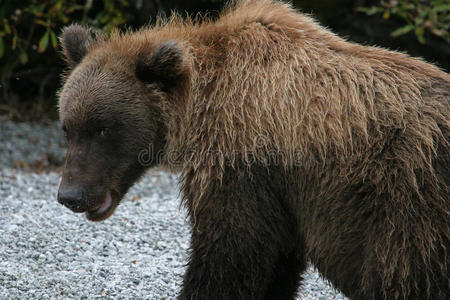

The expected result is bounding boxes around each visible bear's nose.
[57,188,86,212]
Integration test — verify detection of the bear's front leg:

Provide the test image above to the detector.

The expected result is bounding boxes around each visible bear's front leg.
[179,165,305,300]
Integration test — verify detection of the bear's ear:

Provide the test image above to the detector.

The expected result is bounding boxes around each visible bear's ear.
[135,41,187,91]
[60,24,93,67]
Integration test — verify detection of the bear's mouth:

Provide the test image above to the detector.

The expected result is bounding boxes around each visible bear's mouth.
[85,190,120,221]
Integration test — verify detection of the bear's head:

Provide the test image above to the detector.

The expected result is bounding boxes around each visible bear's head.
[57,25,189,221]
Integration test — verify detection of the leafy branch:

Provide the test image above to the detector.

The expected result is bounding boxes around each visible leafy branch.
[358,0,450,44]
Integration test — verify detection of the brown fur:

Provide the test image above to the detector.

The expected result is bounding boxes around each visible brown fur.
[88,0,449,181]
[58,0,450,299]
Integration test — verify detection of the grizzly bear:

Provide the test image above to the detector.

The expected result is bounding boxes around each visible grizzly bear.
[56,0,449,299]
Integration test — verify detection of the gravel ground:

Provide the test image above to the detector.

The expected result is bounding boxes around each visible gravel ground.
[0,118,347,299]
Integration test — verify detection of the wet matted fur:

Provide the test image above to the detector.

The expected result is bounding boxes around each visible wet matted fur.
[58,0,449,299]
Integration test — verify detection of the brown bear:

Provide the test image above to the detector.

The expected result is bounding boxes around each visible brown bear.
[57,0,450,299]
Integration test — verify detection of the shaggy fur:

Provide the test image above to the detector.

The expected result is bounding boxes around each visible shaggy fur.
[58,0,449,299]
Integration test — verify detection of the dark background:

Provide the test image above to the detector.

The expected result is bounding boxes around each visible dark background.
[0,0,448,120]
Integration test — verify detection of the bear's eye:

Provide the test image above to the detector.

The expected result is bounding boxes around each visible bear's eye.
[98,127,111,138]
[62,125,68,138]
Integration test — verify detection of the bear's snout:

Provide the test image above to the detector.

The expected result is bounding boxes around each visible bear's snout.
[57,187,87,213]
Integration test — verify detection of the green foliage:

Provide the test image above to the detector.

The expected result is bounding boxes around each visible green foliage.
[0,0,132,62]
[358,0,450,44]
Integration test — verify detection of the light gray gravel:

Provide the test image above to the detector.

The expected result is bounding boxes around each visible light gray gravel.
[0,116,66,170]
[0,118,347,299]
